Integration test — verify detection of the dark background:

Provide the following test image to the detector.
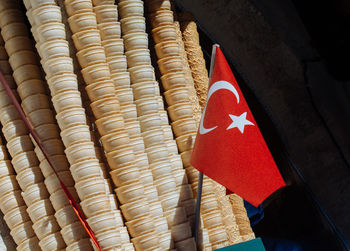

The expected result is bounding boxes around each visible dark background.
[174,0,350,250]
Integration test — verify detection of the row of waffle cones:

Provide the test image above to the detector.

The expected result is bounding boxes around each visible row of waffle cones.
[102,1,175,250]
[0,135,40,250]
[118,0,200,250]
[91,1,170,249]
[66,0,166,250]
[24,0,130,250]
[0,2,71,248]
[68,0,201,249]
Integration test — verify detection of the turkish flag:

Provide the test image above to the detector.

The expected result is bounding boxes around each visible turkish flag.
[191,45,285,207]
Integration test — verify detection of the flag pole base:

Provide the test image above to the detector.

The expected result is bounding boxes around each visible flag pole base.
[194,172,204,247]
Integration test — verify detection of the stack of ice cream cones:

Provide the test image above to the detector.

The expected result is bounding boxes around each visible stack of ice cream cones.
[2,1,100,249]
[24,0,127,249]
[65,0,171,249]
[0,134,39,250]
[89,1,174,250]
[228,194,255,242]
[0,31,65,249]
[118,0,198,250]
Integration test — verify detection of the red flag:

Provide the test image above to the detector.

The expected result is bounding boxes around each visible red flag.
[191,45,285,207]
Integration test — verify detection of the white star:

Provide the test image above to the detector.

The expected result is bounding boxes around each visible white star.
[226,112,254,133]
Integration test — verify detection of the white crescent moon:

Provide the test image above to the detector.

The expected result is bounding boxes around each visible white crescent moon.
[199,80,240,134]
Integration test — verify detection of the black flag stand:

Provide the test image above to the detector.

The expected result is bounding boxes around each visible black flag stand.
[193,44,219,247]
[194,172,204,245]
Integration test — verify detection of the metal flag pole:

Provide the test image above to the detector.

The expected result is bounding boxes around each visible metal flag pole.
[194,44,219,247]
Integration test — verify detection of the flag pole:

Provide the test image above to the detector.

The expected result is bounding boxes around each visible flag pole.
[194,44,219,247]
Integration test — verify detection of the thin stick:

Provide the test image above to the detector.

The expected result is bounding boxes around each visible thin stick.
[0,70,101,250]
[194,172,204,245]
[193,44,218,247]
